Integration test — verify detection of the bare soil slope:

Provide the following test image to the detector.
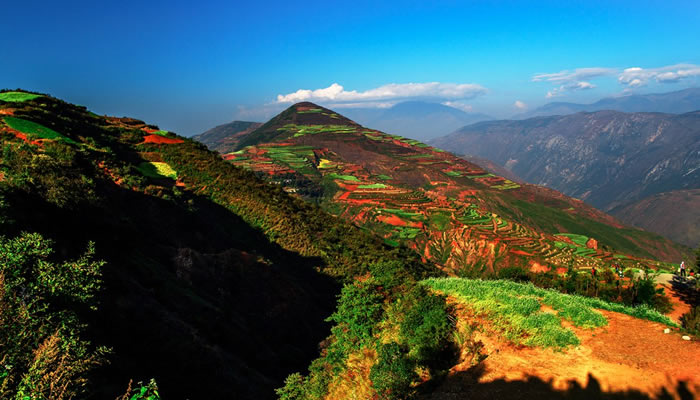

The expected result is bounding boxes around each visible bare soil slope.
[423,301,699,400]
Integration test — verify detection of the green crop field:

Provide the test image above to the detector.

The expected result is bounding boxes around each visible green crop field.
[3,117,76,144]
[423,278,676,348]
[358,183,388,189]
[136,161,178,179]
[0,92,42,102]
[328,173,360,182]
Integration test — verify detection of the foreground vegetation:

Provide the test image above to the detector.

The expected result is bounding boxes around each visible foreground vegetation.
[423,277,677,348]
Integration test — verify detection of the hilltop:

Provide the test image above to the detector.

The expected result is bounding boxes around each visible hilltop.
[431,109,700,247]
[217,102,689,274]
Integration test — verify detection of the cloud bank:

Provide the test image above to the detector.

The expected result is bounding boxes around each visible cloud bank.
[618,63,700,88]
[534,64,700,97]
[532,67,616,98]
[276,82,488,105]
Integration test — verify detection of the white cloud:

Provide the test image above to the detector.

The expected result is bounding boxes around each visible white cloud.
[532,67,616,84]
[331,101,395,109]
[618,63,700,88]
[276,82,488,105]
[513,100,527,110]
[533,67,615,97]
[442,101,473,112]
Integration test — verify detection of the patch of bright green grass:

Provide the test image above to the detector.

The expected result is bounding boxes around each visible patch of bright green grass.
[556,233,589,246]
[422,278,676,349]
[3,117,76,144]
[376,174,392,180]
[445,171,462,177]
[357,183,387,189]
[0,92,42,102]
[327,173,360,182]
[151,130,169,137]
[136,161,178,179]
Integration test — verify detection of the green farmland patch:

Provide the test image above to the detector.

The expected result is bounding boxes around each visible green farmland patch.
[0,92,42,102]
[358,183,388,189]
[556,233,590,246]
[327,173,360,182]
[136,161,178,179]
[3,117,76,144]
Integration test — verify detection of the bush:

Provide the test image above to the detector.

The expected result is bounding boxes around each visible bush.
[0,232,106,399]
[275,373,306,400]
[399,286,454,367]
[369,343,416,399]
[498,266,529,282]
[327,281,385,351]
[681,306,700,336]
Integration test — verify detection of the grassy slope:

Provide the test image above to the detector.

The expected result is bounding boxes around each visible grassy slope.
[423,277,676,348]
[0,90,439,399]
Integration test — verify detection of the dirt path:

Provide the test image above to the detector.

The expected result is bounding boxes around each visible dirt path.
[422,304,699,400]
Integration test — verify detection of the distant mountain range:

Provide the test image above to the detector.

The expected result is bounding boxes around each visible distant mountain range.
[340,100,493,141]
[514,87,700,119]
[431,109,700,247]
[192,120,262,153]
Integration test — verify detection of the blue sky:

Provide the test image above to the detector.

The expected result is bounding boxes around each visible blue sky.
[2,0,699,135]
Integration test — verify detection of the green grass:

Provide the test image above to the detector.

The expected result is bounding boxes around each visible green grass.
[3,117,76,144]
[327,173,360,182]
[151,130,169,137]
[376,174,392,180]
[557,233,589,246]
[0,92,42,102]
[422,278,676,348]
[136,161,178,179]
[357,183,387,189]
[445,171,462,177]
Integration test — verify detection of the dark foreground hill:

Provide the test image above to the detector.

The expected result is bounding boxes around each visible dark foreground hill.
[431,110,700,247]
[0,90,437,399]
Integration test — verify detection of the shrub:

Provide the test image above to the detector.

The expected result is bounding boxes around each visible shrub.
[399,287,454,367]
[369,343,416,399]
[498,266,529,282]
[0,233,106,399]
[681,306,700,336]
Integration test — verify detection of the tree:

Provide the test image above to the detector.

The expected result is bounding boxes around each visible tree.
[0,232,107,399]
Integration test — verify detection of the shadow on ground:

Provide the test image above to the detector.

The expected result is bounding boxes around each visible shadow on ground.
[419,363,695,400]
[670,275,700,308]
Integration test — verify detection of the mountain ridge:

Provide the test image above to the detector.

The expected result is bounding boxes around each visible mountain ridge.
[514,87,700,118]
[431,109,700,246]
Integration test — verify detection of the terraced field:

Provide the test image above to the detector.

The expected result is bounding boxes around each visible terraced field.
[212,104,683,275]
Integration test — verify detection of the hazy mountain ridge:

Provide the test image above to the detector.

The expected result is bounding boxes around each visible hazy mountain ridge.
[514,87,700,118]
[192,120,262,153]
[340,100,494,141]
[431,109,700,246]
